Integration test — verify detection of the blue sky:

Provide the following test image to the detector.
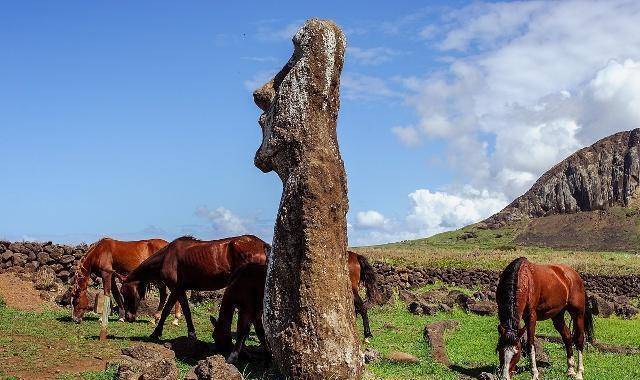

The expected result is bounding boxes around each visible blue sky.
[2,1,640,245]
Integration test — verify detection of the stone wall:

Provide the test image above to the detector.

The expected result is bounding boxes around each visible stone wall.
[373,262,640,299]
[0,240,88,285]
[1,240,638,303]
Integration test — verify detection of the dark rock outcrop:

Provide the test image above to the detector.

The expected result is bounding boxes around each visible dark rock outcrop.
[485,129,640,226]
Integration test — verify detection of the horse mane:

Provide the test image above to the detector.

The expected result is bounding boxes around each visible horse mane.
[497,257,527,343]
[176,235,199,242]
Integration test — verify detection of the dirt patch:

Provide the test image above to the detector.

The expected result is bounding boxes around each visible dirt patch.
[1,334,110,380]
[423,320,460,366]
[0,272,57,312]
[515,210,640,251]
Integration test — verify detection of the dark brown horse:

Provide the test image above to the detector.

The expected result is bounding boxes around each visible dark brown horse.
[120,235,269,340]
[496,257,593,380]
[212,262,268,364]
[212,251,380,363]
[70,238,180,335]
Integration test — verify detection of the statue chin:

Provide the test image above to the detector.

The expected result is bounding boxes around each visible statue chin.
[254,155,272,173]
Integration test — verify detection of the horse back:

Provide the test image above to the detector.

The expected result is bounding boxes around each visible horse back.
[107,238,168,274]
[530,262,584,318]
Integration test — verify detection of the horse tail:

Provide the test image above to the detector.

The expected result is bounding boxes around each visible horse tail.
[356,254,380,306]
[584,290,595,344]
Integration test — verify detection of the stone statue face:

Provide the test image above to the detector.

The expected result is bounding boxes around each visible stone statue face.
[253,79,278,174]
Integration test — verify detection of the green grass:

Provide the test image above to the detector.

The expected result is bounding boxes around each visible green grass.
[2,291,638,380]
[356,222,640,275]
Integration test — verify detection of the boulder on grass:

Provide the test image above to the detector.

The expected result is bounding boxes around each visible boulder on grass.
[112,344,178,380]
[184,355,243,380]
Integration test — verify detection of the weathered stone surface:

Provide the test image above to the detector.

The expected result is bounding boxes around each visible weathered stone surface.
[423,320,460,366]
[112,344,178,380]
[484,129,640,226]
[253,18,362,379]
[467,301,498,316]
[385,351,419,364]
[588,294,615,318]
[183,355,243,380]
[363,348,381,364]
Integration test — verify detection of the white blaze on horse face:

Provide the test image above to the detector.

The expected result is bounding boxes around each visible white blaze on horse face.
[501,345,517,380]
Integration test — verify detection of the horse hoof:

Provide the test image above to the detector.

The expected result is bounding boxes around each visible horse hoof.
[188,332,197,340]
[172,318,179,326]
[118,317,125,322]
[567,369,577,377]
[363,337,371,344]
[150,333,161,340]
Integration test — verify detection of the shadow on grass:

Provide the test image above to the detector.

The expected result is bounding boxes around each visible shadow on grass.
[449,364,495,378]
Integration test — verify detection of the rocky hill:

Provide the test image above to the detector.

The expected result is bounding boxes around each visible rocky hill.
[483,128,640,227]
[472,128,640,251]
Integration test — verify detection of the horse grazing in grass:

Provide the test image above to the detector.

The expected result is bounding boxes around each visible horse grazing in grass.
[213,251,380,363]
[121,235,269,340]
[496,257,593,380]
[70,238,181,328]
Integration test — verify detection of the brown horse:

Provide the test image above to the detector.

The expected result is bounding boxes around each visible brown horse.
[496,257,594,380]
[120,235,269,340]
[70,237,179,327]
[212,252,380,363]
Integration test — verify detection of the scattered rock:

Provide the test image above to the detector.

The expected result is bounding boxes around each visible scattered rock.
[112,344,178,380]
[467,301,498,316]
[478,372,496,380]
[423,320,460,366]
[363,348,381,364]
[385,351,419,364]
[588,294,614,318]
[184,355,243,380]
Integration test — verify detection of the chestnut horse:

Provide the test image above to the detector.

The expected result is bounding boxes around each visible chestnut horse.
[70,238,182,330]
[120,235,269,340]
[496,257,594,380]
[213,251,380,363]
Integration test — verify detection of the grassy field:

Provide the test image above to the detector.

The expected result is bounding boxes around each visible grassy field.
[356,223,640,275]
[1,291,639,380]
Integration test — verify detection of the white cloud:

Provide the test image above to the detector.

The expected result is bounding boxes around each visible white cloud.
[355,210,391,229]
[347,46,402,66]
[349,186,508,246]
[392,126,421,147]
[394,0,640,199]
[195,206,248,235]
[341,73,402,101]
[406,187,508,233]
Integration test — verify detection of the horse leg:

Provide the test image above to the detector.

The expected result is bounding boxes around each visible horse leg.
[154,284,168,323]
[176,290,196,340]
[525,314,539,380]
[553,313,576,377]
[353,291,372,343]
[150,290,178,340]
[254,313,271,365]
[572,312,586,380]
[99,271,113,340]
[110,276,125,322]
[172,296,182,326]
[227,310,252,364]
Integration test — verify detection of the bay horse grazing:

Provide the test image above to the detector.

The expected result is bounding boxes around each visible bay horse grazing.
[120,235,269,340]
[496,257,594,380]
[213,251,380,363]
[70,238,181,338]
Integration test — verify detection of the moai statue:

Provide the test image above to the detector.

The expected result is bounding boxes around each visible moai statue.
[252,19,363,379]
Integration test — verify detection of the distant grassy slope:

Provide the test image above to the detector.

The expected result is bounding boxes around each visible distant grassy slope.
[355,214,640,275]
